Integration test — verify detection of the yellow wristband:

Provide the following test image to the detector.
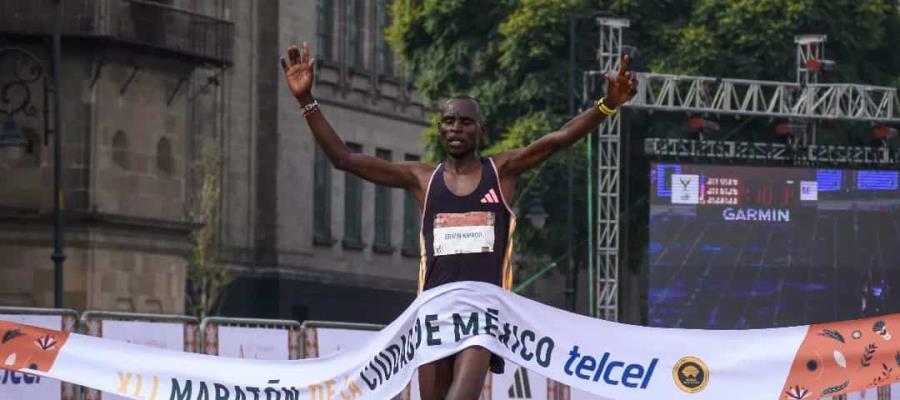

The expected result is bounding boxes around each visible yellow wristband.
[597,98,617,116]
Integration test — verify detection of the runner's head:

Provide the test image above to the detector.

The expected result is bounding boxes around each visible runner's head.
[438,96,485,159]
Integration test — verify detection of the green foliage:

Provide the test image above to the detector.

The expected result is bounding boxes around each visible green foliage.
[186,148,232,319]
[658,0,899,83]
[485,112,558,156]
[387,0,900,283]
[387,0,515,101]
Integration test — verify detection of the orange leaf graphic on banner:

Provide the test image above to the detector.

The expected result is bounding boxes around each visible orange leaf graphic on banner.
[781,315,900,399]
[0,320,69,373]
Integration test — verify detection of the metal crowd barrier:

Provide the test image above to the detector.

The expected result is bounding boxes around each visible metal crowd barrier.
[79,310,199,351]
[299,320,384,358]
[299,320,415,399]
[0,305,79,328]
[200,316,303,359]
[78,311,199,400]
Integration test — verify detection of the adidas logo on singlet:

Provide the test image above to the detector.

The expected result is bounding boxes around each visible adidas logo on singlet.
[480,188,500,204]
[508,366,533,398]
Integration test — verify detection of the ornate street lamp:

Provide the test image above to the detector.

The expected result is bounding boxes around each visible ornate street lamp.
[524,197,549,231]
[0,2,66,308]
[0,116,28,159]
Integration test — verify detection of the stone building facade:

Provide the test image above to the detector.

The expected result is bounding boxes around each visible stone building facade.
[217,0,429,322]
[0,0,429,322]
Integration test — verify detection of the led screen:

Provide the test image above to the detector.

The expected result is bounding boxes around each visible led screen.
[649,163,900,329]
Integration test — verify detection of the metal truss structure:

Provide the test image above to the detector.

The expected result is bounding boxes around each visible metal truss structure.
[796,34,828,84]
[590,18,629,322]
[645,138,900,165]
[593,113,621,322]
[625,73,899,122]
[589,19,900,322]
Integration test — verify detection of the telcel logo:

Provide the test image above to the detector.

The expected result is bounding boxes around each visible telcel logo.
[563,346,658,389]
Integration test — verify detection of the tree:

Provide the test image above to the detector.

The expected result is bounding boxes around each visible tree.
[389,0,899,139]
[186,148,232,319]
[654,0,900,84]
[387,0,900,309]
[389,0,594,302]
[643,0,900,146]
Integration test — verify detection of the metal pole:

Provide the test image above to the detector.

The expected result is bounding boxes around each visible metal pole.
[513,262,558,294]
[565,14,576,312]
[587,117,594,317]
[583,63,595,318]
[51,0,67,308]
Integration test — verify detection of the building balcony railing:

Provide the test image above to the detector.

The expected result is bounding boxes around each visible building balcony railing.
[1,0,234,66]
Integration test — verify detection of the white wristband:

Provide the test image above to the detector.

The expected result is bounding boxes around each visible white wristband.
[301,99,318,112]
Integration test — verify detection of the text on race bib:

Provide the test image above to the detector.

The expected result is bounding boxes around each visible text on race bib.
[433,212,495,256]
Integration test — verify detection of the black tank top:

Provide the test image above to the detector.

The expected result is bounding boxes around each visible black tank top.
[418,157,516,292]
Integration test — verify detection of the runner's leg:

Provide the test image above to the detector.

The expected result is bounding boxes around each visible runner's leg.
[418,356,454,400]
[445,346,491,400]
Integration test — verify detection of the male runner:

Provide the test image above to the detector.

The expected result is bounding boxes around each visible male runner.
[281,42,636,400]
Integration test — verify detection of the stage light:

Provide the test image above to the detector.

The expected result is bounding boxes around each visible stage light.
[872,126,898,140]
[775,122,792,136]
[774,120,808,136]
[688,117,720,133]
[804,58,836,72]
[0,116,28,160]
[525,198,548,231]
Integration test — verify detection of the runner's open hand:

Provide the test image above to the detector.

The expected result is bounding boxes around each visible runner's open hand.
[281,42,315,101]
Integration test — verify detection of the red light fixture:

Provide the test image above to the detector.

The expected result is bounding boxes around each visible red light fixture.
[775,120,809,136]
[872,126,898,140]
[688,117,703,130]
[775,122,792,136]
[688,117,720,132]
[804,58,836,72]
[805,59,822,71]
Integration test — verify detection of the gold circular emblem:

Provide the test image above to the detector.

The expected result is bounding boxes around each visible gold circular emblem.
[673,356,709,393]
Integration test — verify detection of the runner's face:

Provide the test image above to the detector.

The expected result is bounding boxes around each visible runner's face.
[438,99,483,158]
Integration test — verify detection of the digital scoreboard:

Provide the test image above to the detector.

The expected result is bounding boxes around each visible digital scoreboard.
[648,163,900,330]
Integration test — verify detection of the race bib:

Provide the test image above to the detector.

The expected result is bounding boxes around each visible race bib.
[433,212,495,256]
